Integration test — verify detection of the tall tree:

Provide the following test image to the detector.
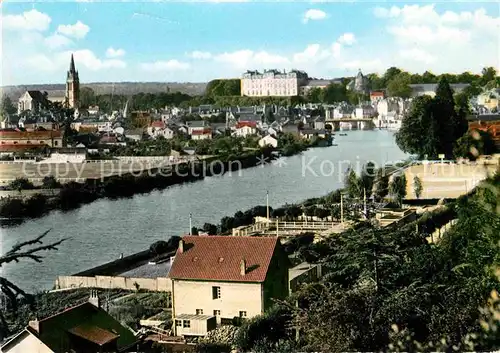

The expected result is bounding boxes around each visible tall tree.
[387,72,412,98]
[79,87,96,108]
[0,95,16,116]
[383,67,403,86]
[480,67,497,86]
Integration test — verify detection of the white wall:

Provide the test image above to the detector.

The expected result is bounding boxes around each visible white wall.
[173,280,263,320]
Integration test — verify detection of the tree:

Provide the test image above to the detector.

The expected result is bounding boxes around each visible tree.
[79,87,96,108]
[0,95,16,116]
[344,167,362,199]
[8,178,34,191]
[396,77,468,159]
[480,67,497,86]
[321,83,347,104]
[387,72,412,98]
[202,223,218,235]
[383,67,403,85]
[306,88,322,103]
[41,176,61,189]
[413,176,423,199]
[389,174,407,205]
[0,230,65,339]
[453,130,496,161]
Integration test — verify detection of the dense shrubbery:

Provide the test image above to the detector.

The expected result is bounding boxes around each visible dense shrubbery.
[235,174,500,352]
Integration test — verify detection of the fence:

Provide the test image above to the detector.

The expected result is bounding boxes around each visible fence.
[55,275,172,292]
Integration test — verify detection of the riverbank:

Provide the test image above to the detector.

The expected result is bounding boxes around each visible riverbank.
[0,148,276,226]
[1,130,408,290]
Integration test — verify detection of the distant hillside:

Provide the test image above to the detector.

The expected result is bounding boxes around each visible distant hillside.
[1,81,209,100]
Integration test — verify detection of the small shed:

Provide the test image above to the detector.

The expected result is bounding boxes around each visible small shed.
[174,314,216,337]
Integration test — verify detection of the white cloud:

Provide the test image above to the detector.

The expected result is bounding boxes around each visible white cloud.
[57,20,90,39]
[337,33,356,46]
[303,9,327,23]
[373,4,499,73]
[106,47,126,58]
[25,50,126,72]
[1,9,51,31]
[44,34,73,49]
[214,50,290,69]
[399,48,435,64]
[189,51,212,59]
[140,60,190,72]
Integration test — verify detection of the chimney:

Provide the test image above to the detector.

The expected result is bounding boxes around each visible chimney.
[28,319,39,333]
[240,259,246,276]
[178,239,184,253]
[88,290,100,308]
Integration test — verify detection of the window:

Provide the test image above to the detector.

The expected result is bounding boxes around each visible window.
[26,141,31,144]
[54,141,59,146]
[239,311,247,318]
[175,320,182,327]
[213,310,220,316]
[183,320,191,328]
[212,286,221,299]
[196,309,203,315]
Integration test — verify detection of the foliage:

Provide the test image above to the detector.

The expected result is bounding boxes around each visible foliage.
[0,95,16,116]
[235,305,293,351]
[205,79,241,97]
[453,129,497,161]
[413,176,423,199]
[389,173,407,204]
[41,176,61,189]
[395,77,468,159]
[250,176,500,353]
[7,178,35,191]
[387,72,412,98]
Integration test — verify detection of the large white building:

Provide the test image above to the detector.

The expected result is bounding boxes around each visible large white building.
[241,69,309,97]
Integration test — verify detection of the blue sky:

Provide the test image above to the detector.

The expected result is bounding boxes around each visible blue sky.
[1,1,499,85]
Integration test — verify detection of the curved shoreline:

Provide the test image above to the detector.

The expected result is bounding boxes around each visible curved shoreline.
[0,149,282,227]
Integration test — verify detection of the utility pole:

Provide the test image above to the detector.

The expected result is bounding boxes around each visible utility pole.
[340,193,344,226]
[189,213,192,235]
[266,190,270,222]
[363,188,367,219]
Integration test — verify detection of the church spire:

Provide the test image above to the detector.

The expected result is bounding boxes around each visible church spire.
[70,54,76,73]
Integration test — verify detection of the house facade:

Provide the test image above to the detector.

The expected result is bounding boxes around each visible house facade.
[0,129,63,148]
[241,69,309,97]
[17,91,49,114]
[258,135,278,148]
[168,236,289,337]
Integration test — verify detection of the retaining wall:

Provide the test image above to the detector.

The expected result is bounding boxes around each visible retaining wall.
[55,275,172,292]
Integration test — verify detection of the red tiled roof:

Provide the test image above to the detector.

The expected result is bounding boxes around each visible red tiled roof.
[0,130,62,139]
[370,91,385,97]
[151,121,166,128]
[236,121,257,129]
[68,325,119,346]
[168,235,279,282]
[191,129,212,135]
[0,144,47,152]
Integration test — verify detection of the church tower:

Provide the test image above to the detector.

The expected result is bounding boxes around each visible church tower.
[65,54,80,109]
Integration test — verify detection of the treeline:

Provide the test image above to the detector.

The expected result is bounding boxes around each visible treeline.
[79,88,193,112]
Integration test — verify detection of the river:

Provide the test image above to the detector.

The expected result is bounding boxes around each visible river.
[0,131,407,291]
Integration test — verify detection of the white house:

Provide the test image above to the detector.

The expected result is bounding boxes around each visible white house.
[258,135,278,148]
[168,236,289,337]
[147,121,175,139]
[354,105,375,119]
[233,122,257,138]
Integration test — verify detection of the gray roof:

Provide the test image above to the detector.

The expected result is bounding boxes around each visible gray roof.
[188,120,207,128]
[467,114,500,122]
[409,83,470,92]
[304,79,333,87]
[238,113,262,122]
